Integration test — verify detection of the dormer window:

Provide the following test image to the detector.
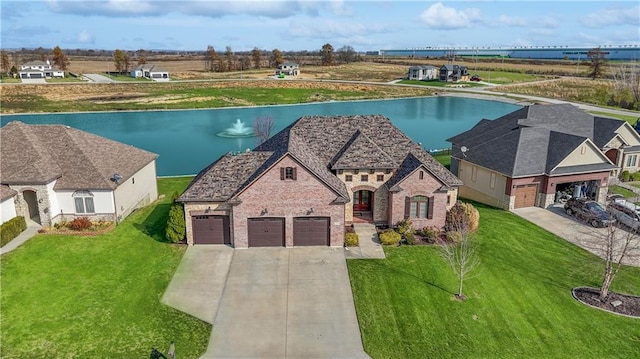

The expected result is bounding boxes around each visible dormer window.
[280,167,297,180]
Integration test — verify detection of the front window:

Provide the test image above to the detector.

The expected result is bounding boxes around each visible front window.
[409,195,429,218]
[345,175,353,182]
[626,154,638,168]
[73,190,95,214]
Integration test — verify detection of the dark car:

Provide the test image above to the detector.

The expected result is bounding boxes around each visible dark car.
[564,198,616,228]
[470,75,481,81]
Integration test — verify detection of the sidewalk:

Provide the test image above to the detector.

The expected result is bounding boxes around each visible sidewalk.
[345,223,386,259]
[0,222,41,255]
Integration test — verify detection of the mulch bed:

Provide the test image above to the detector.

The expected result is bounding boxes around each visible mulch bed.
[573,287,640,318]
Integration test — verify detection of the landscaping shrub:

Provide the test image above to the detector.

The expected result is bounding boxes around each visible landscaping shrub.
[395,218,415,238]
[165,198,185,243]
[345,232,359,247]
[0,216,27,247]
[631,172,640,182]
[445,201,480,233]
[404,231,417,245]
[621,170,631,182]
[420,226,442,242]
[446,230,463,243]
[67,217,92,231]
[379,229,401,245]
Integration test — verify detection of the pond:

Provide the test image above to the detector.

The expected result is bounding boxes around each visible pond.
[1,96,520,176]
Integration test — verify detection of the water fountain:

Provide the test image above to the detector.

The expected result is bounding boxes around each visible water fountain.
[217,118,255,138]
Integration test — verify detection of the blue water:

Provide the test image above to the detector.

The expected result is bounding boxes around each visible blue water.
[1,97,520,176]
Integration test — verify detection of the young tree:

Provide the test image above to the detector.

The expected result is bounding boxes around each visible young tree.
[204,45,219,72]
[165,192,186,243]
[587,47,608,80]
[321,43,335,66]
[51,46,70,71]
[271,49,284,67]
[113,49,130,74]
[251,47,263,69]
[438,202,480,299]
[1,51,10,76]
[613,63,640,107]
[253,115,274,148]
[225,46,235,71]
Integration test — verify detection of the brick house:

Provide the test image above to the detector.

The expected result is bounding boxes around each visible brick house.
[178,115,462,248]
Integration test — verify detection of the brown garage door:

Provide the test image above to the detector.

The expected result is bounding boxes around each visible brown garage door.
[514,184,538,208]
[293,217,330,246]
[247,218,285,247]
[192,215,230,244]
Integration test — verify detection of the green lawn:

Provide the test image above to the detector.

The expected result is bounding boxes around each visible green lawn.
[348,204,640,359]
[470,70,546,84]
[590,111,639,124]
[398,79,485,88]
[609,184,636,198]
[0,176,210,359]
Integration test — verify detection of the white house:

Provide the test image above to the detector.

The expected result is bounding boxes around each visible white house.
[407,65,437,81]
[275,62,299,76]
[0,121,159,227]
[18,60,64,79]
[131,64,170,81]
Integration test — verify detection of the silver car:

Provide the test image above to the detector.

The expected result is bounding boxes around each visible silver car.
[608,200,640,232]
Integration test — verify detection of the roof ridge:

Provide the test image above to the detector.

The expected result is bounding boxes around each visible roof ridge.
[63,126,116,189]
[15,123,62,180]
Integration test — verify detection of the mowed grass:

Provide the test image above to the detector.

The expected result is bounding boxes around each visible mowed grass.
[348,204,640,359]
[0,177,210,359]
[609,184,636,198]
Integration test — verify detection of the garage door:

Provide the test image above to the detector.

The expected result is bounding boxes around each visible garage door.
[192,215,230,244]
[514,184,538,208]
[293,217,330,246]
[247,218,285,247]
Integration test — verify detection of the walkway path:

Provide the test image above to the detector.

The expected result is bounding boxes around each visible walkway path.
[0,221,41,255]
[346,223,386,259]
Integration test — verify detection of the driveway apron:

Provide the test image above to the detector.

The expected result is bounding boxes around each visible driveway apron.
[202,247,369,359]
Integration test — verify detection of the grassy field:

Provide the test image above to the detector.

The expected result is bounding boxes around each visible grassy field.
[348,203,640,359]
[0,177,211,359]
[590,111,639,124]
[467,70,548,84]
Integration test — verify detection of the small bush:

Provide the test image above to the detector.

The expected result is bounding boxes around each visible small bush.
[67,217,92,231]
[421,226,442,241]
[446,231,462,243]
[345,232,359,247]
[631,172,640,182]
[395,218,415,237]
[445,201,480,233]
[404,232,417,245]
[379,229,401,245]
[0,216,27,247]
[621,170,630,182]
[165,202,186,243]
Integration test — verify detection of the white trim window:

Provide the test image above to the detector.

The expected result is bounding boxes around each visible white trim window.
[73,190,95,214]
[625,154,638,168]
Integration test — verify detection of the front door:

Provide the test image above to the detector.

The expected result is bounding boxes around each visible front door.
[353,190,372,212]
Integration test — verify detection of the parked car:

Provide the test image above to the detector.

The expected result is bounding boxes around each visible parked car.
[564,198,616,228]
[470,75,481,81]
[608,200,640,232]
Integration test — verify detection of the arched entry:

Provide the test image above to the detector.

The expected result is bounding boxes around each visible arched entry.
[23,190,40,224]
[353,190,373,212]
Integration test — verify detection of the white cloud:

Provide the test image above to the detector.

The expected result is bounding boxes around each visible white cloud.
[419,2,482,30]
[498,15,527,27]
[581,5,640,28]
[288,19,391,39]
[76,30,94,44]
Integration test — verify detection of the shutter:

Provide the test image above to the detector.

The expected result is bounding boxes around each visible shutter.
[404,196,411,219]
[280,167,285,180]
[292,167,297,180]
[427,196,434,219]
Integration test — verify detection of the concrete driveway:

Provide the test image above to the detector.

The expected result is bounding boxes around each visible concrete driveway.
[163,246,369,358]
[512,205,640,267]
[83,73,115,83]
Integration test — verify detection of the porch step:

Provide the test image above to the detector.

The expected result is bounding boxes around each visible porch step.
[346,223,385,259]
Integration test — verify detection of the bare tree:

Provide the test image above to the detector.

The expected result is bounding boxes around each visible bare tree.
[253,115,274,148]
[585,221,640,300]
[271,49,284,67]
[225,46,235,71]
[336,45,356,64]
[204,45,219,72]
[613,63,640,106]
[251,47,263,69]
[438,202,480,300]
[587,47,608,80]
[321,43,335,66]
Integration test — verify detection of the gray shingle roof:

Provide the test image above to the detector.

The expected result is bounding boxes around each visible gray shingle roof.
[447,104,618,177]
[1,185,17,201]
[593,116,629,147]
[181,114,461,203]
[1,121,158,190]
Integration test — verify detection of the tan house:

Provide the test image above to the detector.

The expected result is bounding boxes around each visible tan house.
[0,121,159,227]
[178,115,462,247]
[447,104,640,210]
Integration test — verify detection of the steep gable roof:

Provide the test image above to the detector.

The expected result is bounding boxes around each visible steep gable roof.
[1,121,158,190]
[593,116,632,148]
[331,130,397,170]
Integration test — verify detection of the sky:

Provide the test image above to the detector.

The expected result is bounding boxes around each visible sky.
[1,1,638,52]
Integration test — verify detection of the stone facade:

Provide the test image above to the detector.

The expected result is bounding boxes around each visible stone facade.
[11,184,52,227]
[337,169,393,224]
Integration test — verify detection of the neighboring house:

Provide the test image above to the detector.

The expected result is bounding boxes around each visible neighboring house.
[0,185,18,225]
[130,64,170,81]
[18,60,64,79]
[407,65,437,81]
[447,104,640,210]
[0,121,159,227]
[179,115,462,247]
[439,64,469,82]
[275,62,299,76]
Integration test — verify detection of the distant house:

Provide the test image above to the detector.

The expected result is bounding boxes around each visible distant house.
[439,64,469,82]
[131,64,170,81]
[0,121,159,227]
[18,60,64,79]
[407,65,437,81]
[447,104,639,210]
[178,115,461,247]
[275,62,299,76]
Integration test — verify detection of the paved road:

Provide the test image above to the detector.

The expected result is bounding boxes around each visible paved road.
[83,73,115,83]
[512,205,640,267]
